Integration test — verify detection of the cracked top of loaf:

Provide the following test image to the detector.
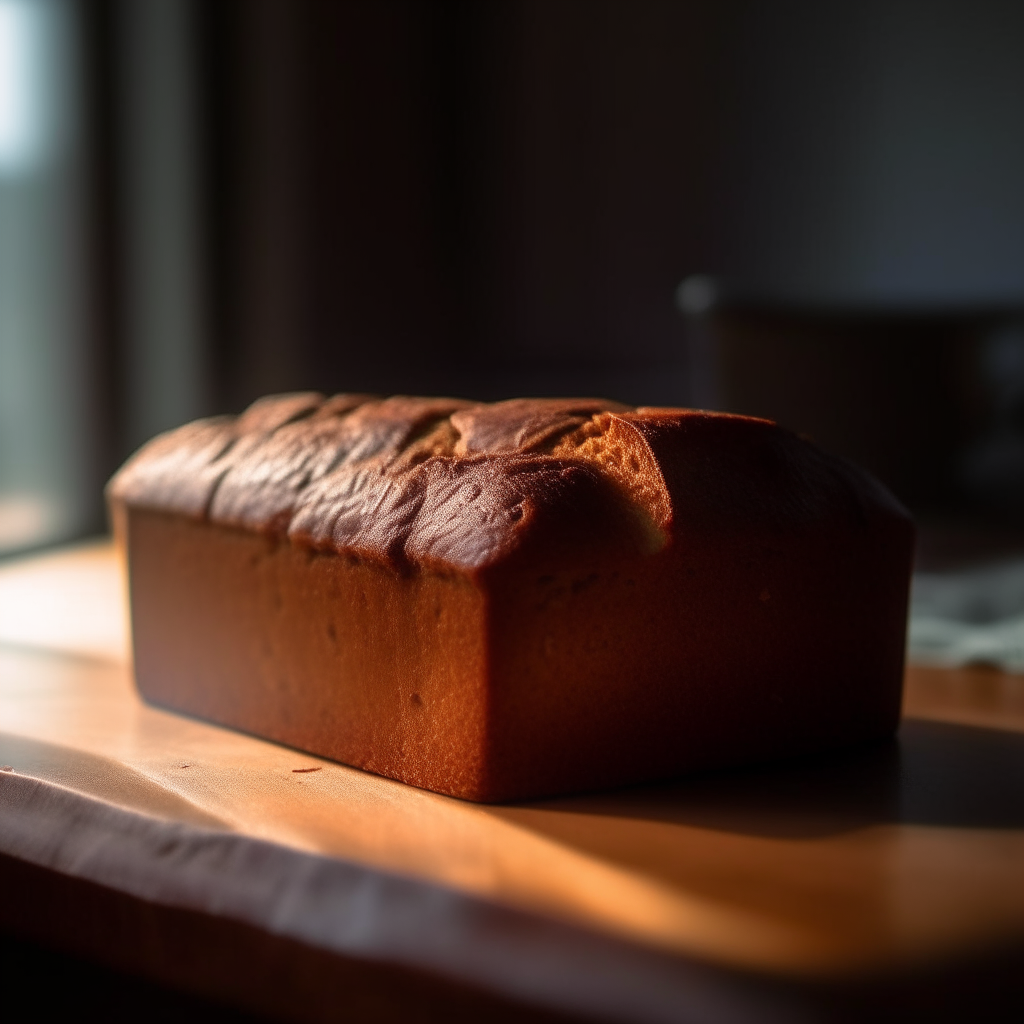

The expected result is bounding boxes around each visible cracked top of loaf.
[108,393,907,573]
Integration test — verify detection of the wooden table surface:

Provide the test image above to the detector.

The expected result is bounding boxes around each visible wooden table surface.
[1,541,1023,1022]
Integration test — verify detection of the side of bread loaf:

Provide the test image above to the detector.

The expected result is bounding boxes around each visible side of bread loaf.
[109,393,914,801]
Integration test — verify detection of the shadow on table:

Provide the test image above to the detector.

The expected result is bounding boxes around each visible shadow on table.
[512,718,1024,838]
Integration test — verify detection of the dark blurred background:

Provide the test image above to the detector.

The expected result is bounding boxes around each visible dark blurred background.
[3,0,1024,554]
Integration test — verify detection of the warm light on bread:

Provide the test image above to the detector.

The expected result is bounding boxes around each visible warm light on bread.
[108,393,914,801]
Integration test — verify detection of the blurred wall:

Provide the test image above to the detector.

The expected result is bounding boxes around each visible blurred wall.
[118,0,208,451]
[192,0,720,411]
[716,0,1024,306]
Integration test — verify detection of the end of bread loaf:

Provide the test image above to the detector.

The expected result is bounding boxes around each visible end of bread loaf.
[109,393,914,801]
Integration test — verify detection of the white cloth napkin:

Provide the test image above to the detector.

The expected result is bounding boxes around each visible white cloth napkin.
[910,558,1024,672]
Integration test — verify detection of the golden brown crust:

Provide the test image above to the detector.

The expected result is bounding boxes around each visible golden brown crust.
[108,393,908,575]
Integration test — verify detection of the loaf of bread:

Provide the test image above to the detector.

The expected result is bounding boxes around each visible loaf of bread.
[108,393,913,802]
